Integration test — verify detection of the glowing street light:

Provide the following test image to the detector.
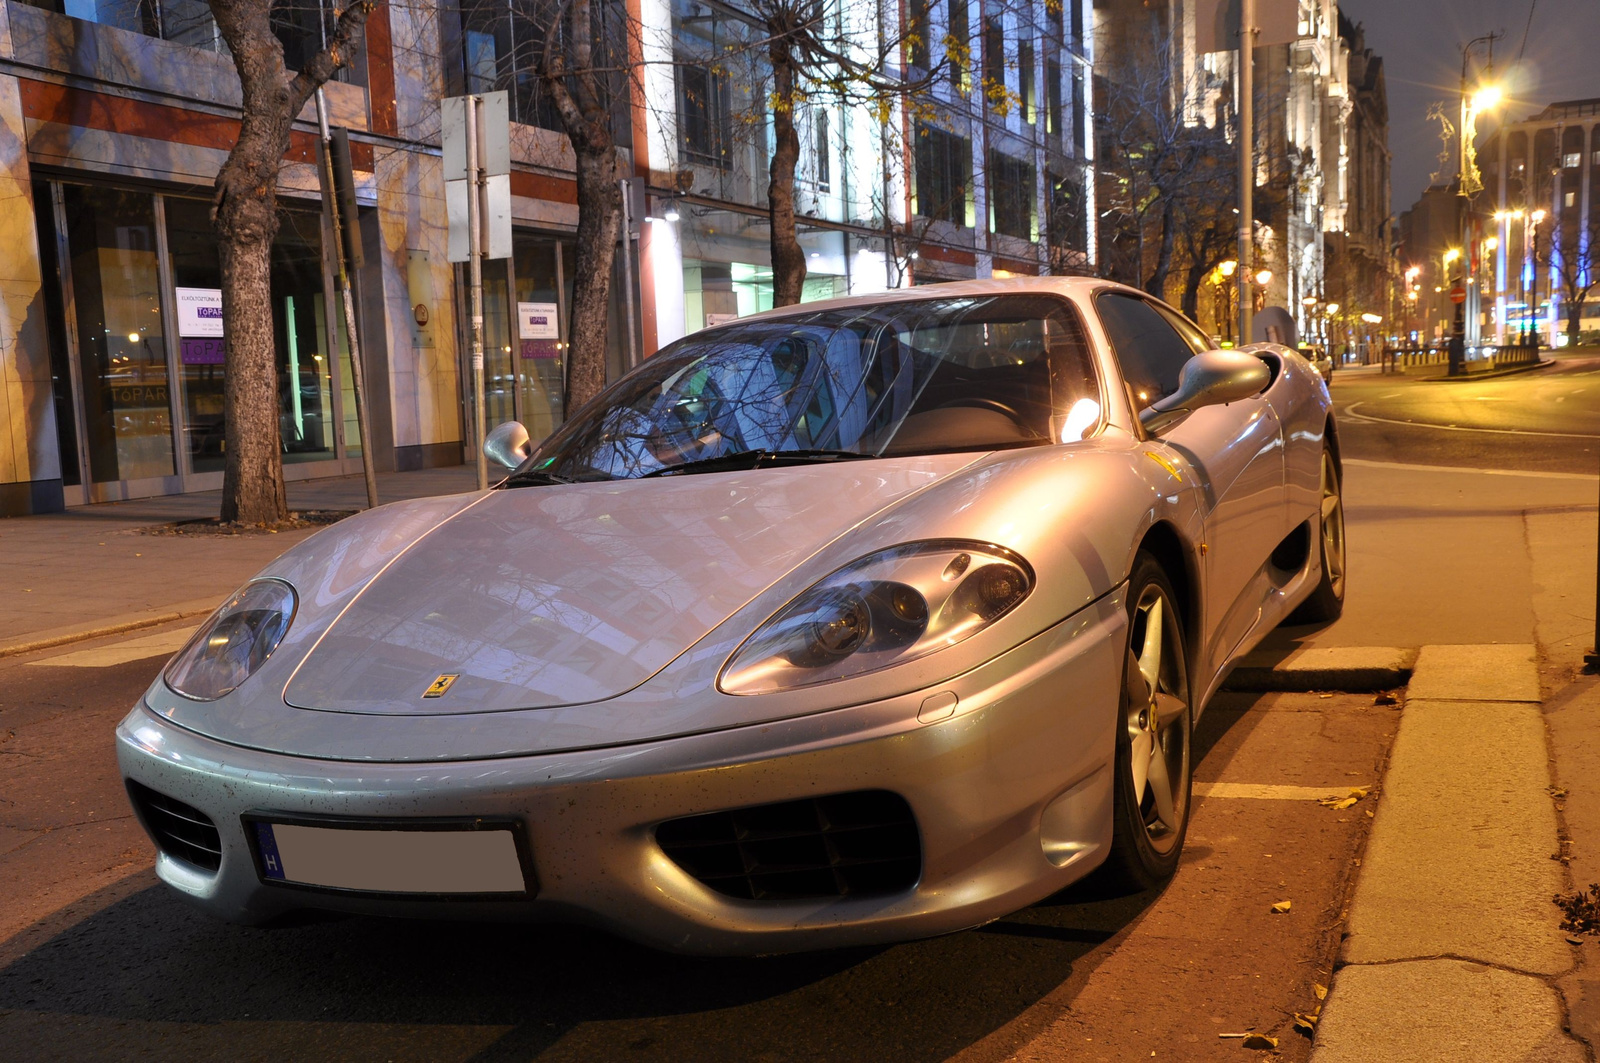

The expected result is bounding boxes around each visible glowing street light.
[1254,269,1272,287]
[1361,313,1383,325]
[1470,84,1503,113]
[1218,260,1238,278]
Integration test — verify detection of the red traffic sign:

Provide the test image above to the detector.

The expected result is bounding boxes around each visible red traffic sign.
[1449,287,1467,304]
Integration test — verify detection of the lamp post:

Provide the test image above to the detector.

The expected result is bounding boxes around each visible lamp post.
[1449,43,1501,375]
[1528,209,1547,346]
[1216,259,1238,345]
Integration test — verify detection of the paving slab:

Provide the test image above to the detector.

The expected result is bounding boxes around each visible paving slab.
[1311,959,1586,1063]
[1405,643,1541,703]
[1340,692,1570,974]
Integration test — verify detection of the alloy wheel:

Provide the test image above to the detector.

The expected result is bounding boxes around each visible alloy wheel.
[1320,451,1346,599]
[1123,587,1189,855]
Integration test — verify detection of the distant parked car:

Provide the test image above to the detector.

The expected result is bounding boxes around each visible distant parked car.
[1299,345,1334,386]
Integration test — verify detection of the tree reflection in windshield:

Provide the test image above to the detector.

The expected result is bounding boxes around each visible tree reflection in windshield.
[506,295,1101,485]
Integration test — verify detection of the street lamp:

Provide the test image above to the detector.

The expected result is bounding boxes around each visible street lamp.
[1449,40,1501,375]
[1528,209,1547,345]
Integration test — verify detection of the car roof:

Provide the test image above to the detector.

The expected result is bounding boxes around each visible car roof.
[722,276,1135,327]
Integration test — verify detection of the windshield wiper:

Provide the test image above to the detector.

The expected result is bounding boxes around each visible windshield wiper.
[641,449,876,478]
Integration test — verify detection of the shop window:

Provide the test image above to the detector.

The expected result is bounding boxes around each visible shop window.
[33,182,81,487]
[164,197,341,472]
[60,185,175,484]
[914,122,972,226]
[989,150,1035,240]
[513,235,566,443]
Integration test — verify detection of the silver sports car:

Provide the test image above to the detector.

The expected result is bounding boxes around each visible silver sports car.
[117,277,1343,955]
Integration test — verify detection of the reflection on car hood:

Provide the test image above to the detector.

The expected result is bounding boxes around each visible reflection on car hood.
[282,455,979,715]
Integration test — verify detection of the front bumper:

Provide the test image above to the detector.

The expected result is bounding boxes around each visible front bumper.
[117,591,1125,955]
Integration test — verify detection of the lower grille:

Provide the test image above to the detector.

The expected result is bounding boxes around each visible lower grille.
[655,790,920,901]
[127,781,222,872]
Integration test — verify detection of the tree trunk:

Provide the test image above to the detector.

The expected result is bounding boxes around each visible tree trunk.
[542,0,621,413]
[567,146,621,412]
[1567,297,1584,345]
[1145,196,1176,298]
[209,1,295,524]
[207,0,372,523]
[768,44,806,308]
[1181,256,1207,321]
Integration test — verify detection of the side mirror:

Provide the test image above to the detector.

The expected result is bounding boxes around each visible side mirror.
[484,420,532,470]
[1139,350,1270,435]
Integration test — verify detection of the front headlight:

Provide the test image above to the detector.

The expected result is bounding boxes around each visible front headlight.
[164,579,297,701]
[720,541,1034,695]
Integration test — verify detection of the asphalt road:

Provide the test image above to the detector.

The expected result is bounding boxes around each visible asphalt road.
[18,356,1586,1062]
[1,626,1393,1063]
[1331,354,1600,475]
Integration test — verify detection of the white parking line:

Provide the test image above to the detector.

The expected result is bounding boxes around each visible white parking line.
[1342,400,1600,440]
[28,629,195,669]
[1194,782,1366,801]
[1343,457,1595,481]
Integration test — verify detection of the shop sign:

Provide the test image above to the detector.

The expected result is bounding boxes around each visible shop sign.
[181,339,226,365]
[176,287,225,338]
[518,302,560,359]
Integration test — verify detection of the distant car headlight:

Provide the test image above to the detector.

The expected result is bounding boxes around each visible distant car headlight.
[720,541,1034,695]
[164,579,297,701]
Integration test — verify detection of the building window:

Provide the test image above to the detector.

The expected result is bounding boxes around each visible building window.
[1566,190,1577,207]
[272,0,367,85]
[812,108,831,191]
[983,16,1005,92]
[450,0,562,130]
[1046,58,1063,136]
[1018,39,1036,124]
[914,122,972,225]
[1564,152,1582,169]
[949,0,970,92]
[678,63,732,168]
[908,0,931,69]
[988,150,1035,239]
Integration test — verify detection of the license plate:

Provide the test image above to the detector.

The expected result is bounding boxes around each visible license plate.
[251,820,528,895]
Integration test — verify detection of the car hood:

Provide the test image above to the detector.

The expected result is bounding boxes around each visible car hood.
[281,455,980,716]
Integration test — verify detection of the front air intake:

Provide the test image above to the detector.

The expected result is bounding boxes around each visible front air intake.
[127,781,222,873]
[655,790,921,901]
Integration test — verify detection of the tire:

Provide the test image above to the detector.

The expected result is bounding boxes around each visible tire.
[1288,444,1345,623]
[1101,551,1193,891]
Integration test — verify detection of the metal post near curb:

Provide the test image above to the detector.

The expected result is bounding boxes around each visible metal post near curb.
[315,90,378,510]
[1237,0,1255,347]
[443,91,510,491]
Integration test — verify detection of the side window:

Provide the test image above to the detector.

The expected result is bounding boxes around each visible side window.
[1154,304,1211,354]
[1094,293,1196,405]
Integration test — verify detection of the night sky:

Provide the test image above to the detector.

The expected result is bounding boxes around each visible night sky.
[1337,0,1600,212]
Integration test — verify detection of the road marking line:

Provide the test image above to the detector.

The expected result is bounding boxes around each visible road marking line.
[28,629,195,669]
[1343,457,1595,481]
[1195,783,1367,801]
[1342,400,1600,440]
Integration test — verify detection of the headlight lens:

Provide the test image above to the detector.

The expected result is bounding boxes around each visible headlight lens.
[720,541,1033,694]
[164,579,297,701]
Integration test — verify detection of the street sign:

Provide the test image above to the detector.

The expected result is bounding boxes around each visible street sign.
[443,92,512,262]
[1449,287,1467,304]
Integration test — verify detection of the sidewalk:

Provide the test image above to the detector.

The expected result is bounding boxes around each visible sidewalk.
[1,466,477,652]
[1268,458,1599,1060]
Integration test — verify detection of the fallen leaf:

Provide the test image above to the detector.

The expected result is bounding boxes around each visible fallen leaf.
[1271,900,1292,913]
[1569,936,1585,945]
[1241,1034,1278,1049]
[1314,983,1328,1000]
[1293,1012,1318,1035]
[1322,796,1359,810]
[1374,691,1398,706]
[1318,692,1334,699]
[1218,1033,1251,1039]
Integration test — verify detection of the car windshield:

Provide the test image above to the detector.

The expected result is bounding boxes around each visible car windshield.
[504,295,1100,485]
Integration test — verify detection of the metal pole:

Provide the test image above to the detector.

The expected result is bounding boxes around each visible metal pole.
[619,178,640,370]
[1237,0,1255,345]
[315,90,378,510]
[467,95,487,491]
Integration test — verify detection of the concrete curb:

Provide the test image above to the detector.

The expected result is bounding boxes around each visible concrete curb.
[1223,645,1416,692]
[1309,644,1583,1061]
[0,599,219,660]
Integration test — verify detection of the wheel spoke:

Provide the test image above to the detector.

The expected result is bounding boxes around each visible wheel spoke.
[1136,597,1164,693]
[1129,728,1153,799]
[1153,692,1187,727]
[1147,745,1176,830]
[1322,494,1339,519]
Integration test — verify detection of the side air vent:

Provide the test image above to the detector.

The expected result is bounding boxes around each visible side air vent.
[127,781,222,873]
[655,790,920,901]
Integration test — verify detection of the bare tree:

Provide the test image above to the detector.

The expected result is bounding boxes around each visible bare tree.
[535,0,628,410]
[1537,209,1600,346]
[207,0,377,523]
